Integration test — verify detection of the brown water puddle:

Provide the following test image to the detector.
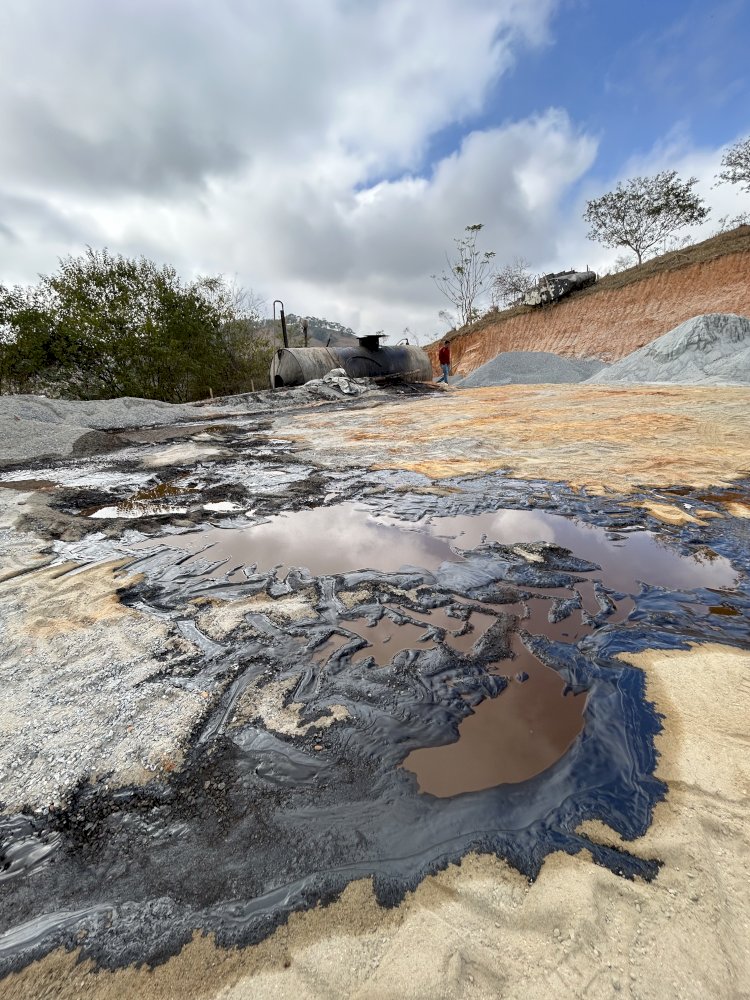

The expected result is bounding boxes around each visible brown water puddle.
[142,503,459,575]
[138,502,737,595]
[312,633,352,659]
[344,608,499,665]
[401,634,586,795]
[397,592,628,796]
[135,501,730,798]
[0,479,57,492]
[349,619,435,664]
[430,509,737,593]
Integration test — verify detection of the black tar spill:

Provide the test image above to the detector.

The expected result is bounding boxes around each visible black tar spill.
[1,471,749,976]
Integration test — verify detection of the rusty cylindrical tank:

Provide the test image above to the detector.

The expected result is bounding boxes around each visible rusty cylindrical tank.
[269,343,432,387]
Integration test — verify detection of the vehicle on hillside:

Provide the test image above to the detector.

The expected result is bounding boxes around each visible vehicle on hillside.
[523,268,597,307]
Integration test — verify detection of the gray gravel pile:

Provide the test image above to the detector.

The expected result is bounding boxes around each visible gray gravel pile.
[0,394,193,429]
[587,313,750,385]
[457,351,608,387]
[0,395,197,464]
[0,382,375,464]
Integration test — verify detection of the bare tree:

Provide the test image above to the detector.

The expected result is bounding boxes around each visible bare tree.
[492,256,534,307]
[713,211,750,235]
[437,309,456,331]
[716,136,750,193]
[611,252,637,273]
[583,171,709,265]
[432,224,496,327]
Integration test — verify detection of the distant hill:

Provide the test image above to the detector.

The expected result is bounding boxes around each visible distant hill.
[284,314,359,348]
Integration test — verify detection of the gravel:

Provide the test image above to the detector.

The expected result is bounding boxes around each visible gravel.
[456,351,608,388]
[0,383,375,465]
[0,394,193,429]
[587,313,750,385]
[0,395,198,464]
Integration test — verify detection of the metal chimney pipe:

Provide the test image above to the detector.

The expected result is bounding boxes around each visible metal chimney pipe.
[272,299,289,348]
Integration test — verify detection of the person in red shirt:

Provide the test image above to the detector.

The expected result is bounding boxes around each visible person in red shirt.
[436,340,451,383]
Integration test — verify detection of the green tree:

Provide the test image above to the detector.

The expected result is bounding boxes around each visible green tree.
[0,283,59,393]
[0,249,271,401]
[432,224,496,327]
[716,136,750,193]
[583,171,709,265]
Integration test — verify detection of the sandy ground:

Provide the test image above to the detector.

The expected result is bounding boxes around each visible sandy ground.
[5,642,748,1000]
[279,384,750,491]
[2,382,750,999]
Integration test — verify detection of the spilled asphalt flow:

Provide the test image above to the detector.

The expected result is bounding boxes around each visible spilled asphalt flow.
[1,418,749,977]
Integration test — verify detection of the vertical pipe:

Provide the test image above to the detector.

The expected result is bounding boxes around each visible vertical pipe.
[272,300,289,349]
[280,307,289,348]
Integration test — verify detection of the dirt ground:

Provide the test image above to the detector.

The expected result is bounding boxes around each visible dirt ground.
[280,383,750,492]
[2,382,750,999]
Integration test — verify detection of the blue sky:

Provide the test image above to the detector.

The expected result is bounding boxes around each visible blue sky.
[432,0,750,177]
[1,0,749,338]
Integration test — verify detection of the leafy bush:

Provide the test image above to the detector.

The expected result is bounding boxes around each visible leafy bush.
[0,249,272,401]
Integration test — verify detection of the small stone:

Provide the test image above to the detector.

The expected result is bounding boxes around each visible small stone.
[553,928,561,937]
[612,979,621,992]
[314,744,323,751]
[635,903,641,913]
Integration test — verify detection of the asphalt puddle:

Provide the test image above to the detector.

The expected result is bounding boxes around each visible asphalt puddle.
[135,501,459,574]
[133,501,733,800]
[135,501,737,591]
[0,479,57,492]
[2,490,746,974]
[429,508,738,592]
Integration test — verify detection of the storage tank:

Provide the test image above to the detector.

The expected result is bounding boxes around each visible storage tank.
[269,335,432,387]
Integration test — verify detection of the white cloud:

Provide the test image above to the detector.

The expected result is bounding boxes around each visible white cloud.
[9,1,745,347]
[553,128,750,280]
[1,0,584,338]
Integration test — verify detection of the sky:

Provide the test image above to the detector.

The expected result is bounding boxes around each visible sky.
[1,0,749,342]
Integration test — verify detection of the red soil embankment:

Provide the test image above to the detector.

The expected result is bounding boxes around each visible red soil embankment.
[428,228,750,377]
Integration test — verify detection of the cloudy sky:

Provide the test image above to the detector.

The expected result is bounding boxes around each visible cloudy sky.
[1,0,749,341]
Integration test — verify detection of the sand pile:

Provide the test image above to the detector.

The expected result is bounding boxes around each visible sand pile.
[588,313,750,385]
[456,351,607,388]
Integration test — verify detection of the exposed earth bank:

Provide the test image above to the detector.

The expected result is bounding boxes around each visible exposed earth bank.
[429,227,750,377]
